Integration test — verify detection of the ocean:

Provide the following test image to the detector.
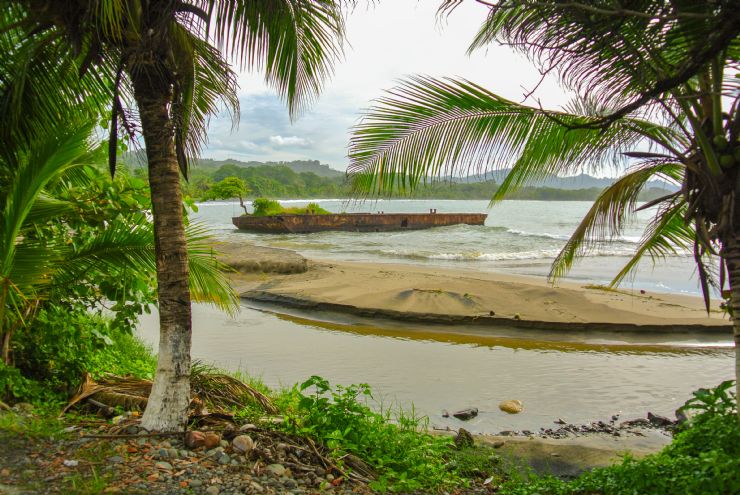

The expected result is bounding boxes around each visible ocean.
[192,199,704,296]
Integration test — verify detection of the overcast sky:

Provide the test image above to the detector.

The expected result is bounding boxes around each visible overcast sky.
[203,1,570,172]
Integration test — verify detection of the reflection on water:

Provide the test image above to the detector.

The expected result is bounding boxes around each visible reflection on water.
[136,303,734,434]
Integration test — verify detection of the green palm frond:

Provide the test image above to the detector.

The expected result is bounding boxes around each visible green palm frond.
[210,0,346,117]
[549,160,683,281]
[184,223,239,314]
[609,201,695,288]
[348,76,680,197]
[463,1,740,113]
[0,4,113,162]
[1,123,102,275]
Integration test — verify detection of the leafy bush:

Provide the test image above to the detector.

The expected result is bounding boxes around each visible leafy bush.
[4,307,156,404]
[251,198,330,216]
[500,381,739,495]
[280,375,462,492]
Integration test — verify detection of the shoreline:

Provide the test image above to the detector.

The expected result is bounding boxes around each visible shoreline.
[221,243,731,335]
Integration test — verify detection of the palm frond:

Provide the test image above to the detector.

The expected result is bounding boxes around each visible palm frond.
[210,0,346,117]
[348,76,680,197]
[549,160,684,281]
[609,201,695,288]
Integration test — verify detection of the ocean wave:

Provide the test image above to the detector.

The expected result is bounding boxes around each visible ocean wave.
[506,228,641,244]
[376,246,647,262]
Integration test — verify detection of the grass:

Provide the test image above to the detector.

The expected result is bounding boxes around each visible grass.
[251,197,331,216]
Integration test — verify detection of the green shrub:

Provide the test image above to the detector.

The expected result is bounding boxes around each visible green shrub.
[4,307,156,404]
[280,375,462,492]
[251,198,331,216]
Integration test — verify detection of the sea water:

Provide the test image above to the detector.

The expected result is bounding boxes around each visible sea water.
[192,199,703,295]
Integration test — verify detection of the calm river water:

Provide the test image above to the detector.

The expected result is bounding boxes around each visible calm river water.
[137,302,734,434]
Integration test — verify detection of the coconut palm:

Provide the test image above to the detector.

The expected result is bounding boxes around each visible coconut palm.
[348,1,740,400]
[0,121,237,370]
[1,0,347,430]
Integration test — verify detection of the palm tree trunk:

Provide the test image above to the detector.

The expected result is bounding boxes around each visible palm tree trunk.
[724,172,740,414]
[132,71,192,432]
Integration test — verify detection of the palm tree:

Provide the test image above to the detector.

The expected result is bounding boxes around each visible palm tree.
[0,122,237,372]
[348,2,740,402]
[2,0,347,430]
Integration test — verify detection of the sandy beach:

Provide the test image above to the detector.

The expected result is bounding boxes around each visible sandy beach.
[221,243,730,333]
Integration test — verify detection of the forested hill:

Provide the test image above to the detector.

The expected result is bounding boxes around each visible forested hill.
[176,162,671,202]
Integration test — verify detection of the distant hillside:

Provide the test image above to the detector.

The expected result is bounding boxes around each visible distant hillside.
[196,158,344,178]
[454,169,677,191]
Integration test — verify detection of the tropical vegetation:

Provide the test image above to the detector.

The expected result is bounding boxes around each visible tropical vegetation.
[349,0,740,400]
[2,0,348,431]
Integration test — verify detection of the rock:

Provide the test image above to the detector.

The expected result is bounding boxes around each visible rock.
[491,441,505,448]
[219,440,229,448]
[155,461,173,471]
[217,453,231,465]
[283,478,298,489]
[125,425,139,435]
[454,428,475,449]
[620,418,650,427]
[250,481,265,493]
[166,448,178,459]
[499,400,524,414]
[204,432,221,449]
[266,464,286,477]
[647,412,673,427]
[326,474,335,482]
[239,423,257,432]
[185,431,206,449]
[205,486,220,495]
[232,435,256,454]
[452,408,478,420]
[554,418,566,425]
[157,448,169,459]
[441,410,450,418]
[107,456,125,464]
[611,414,620,422]
[62,460,79,467]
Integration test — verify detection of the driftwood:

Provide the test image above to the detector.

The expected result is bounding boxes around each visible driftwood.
[0,399,11,411]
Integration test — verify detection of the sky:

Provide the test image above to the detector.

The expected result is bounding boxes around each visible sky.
[203,1,570,172]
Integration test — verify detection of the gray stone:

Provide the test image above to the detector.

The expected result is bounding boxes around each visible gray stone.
[250,481,264,493]
[155,461,173,471]
[190,480,203,487]
[217,453,231,465]
[167,448,179,459]
[107,456,125,464]
[205,486,220,495]
[265,464,286,477]
[282,478,298,489]
[232,434,256,454]
[647,412,673,427]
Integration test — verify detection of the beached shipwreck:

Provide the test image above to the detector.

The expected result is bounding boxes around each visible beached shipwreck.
[232,211,487,233]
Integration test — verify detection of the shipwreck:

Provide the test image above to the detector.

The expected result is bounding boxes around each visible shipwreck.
[232,211,487,234]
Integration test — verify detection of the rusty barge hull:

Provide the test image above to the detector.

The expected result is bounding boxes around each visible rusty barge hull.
[232,212,487,233]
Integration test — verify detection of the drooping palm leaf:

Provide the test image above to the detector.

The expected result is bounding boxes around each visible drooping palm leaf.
[210,0,346,117]
[348,76,680,197]
[549,160,684,280]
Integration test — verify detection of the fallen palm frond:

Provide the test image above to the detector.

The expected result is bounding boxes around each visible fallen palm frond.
[190,362,278,415]
[62,367,277,417]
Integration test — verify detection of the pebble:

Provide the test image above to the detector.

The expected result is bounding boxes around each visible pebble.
[499,400,524,414]
[217,453,231,465]
[155,461,173,471]
[108,456,125,464]
[205,486,220,495]
[167,448,179,459]
[250,481,265,493]
[190,480,203,487]
[232,434,256,454]
[62,460,79,467]
[266,464,286,477]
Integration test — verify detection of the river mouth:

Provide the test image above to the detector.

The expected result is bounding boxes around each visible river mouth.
[136,302,734,434]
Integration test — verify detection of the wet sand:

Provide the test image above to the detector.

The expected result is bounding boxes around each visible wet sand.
[227,255,730,332]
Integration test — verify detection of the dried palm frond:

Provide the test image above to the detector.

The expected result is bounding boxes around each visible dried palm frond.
[63,368,277,416]
[190,362,278,415]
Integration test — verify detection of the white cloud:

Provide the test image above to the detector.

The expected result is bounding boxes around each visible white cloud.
[205,1,573,171]
[269,135,311,147]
